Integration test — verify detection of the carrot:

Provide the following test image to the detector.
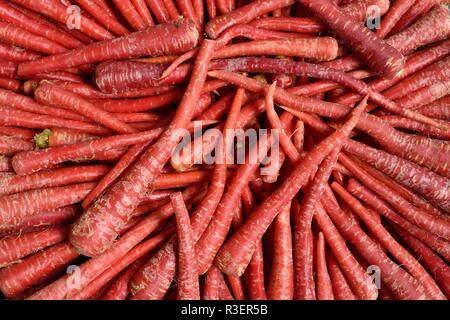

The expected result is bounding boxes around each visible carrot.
[375,0,415,38]
[68,40,215,258]
[203,266,220,300]
[267,204,294,300]
[34,83,138,134]
[299,0,405,77]
[226,275,247,300]
[37,128,98,148]
[207,71,450,175]
[347,179,450,261]
[218,273,234,300]
[0,21,66,55]
[343,140,450,212]
[419,96,450,121]
[192,0,204,26]
[213,37,339,61]
[72,0,130,36]
[0,126,35,140]
[112,0,147,31]
[0,135,33,156]
[131,0,155,27]
[315,232,334,300]
[0,60,17,78]
[0,206,79,235]
[0,242,79,297]
[10,0,113,41]
[0,77,21,91]
[332,181,446,300]
[0,226,68,267]
[145,0,171,23]
[205,0,296,39]
[320,188,429,300]
[215,95,366,278]
[17,19,199,77]
[389,0,436,34]
[217,0,234,14]
[380,115,450,140]
[0,156,11,172]
[339,154,450,240]
[0,42,42,62]
[171,192,200,300]
[249,17,325,33]
[0,182,95,228]
[394,80,450,110]
[393,225,450,299]
[0,165,109,196]
[176,0,202,32]
[11,128,162,175]
[327,254,356,300]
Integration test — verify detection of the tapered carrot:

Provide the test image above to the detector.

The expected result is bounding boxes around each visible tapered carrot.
[35,128,97,148]
[131,0,154,27]
[0,135,33,156]
[419,97,450,120]
[0,226,68,267]
[0,127,35,140]
[203,266,220,300]
[327,254,356,300]
[315,232,334,300]
[112,0,146,31]
[394,80,449,110]
[18,19,199,77]
[0,42,42,62]
[171,192,200,300]
[176,0,201,31]
[146,0,171,23]
[380,115,450,140]
[0,77,21,91]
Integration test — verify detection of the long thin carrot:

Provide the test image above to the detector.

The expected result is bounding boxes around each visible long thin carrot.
[327,254,356,300]
[315,232,334,300]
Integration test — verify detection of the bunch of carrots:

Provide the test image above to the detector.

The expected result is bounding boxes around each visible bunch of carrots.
[0,0,449,300]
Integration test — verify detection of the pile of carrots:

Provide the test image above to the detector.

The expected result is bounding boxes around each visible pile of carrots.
[0,0,449,300]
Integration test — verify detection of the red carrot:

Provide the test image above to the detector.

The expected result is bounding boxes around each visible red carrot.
[171,192,200,300]
[0,242,79,297]
[327,254,356,300]
[112,0,147,31]
[37,128,98,148]
[215,95,366,278]
[72,0,130,36]
[394,80,449,110]
[0,182,95,228]
[0,60,17,78]
[0,156,12,172]
[299,0,405,77]
[376,0,415,38]
[332,181,446,300]
[0,226,68,267]
[18,19,199,77]
[176,0,202,31]
[146,0,171,23]
[131,0,155,27]
[380,115,450,140]
[10,0,113,41]
[0,126,35,140]
[203,266,221,300]
[0,42,42,62]
[192,0,204,26]
[315,232,334,300]
[163,0,181,20]
[0,165,109,196]
[205,0,296,39]
[389,0,436,34]
[249,17,325,33]
[216,0,234,14]
[11,128,162,175]
[0,135,33,156]
[419,97,450,121]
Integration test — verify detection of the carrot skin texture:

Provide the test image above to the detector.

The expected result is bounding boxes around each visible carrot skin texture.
[298,0,405,78]
[327,254,356,300]
[0,226,68,267]
[171,192,200,300]
[203,266,220,300]
[0,42,42,62]
[18,19,199,77]
[146,0,171,23]
[315,233,334,300]
[112,0,147,31]
[69,40,215,258]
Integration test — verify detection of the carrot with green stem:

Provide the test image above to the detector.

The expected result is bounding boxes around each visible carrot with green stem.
[214,95,367,278]
[332,181,446,300]
[18,19,199,77]
[171,192,200,300]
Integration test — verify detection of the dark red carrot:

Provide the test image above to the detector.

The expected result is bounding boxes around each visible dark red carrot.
[112,0,147,31]
[226,275,247,300]
[380,115,450,140]
[131,0,154,27]
[332,181,446,300]
[389,0,436,34]
[205,0,296,39]
[215,95,367,278]
[0,165,109,196]
[34,83,138,135]
[327,254,356,300]
[176,0,202,31]
[419,96,450,121]
[73,0,130,36]
[0,226,68,267]
[0,242,79,297]
[11,128,162,175]
[10,0,113,41]
[0,156,12,172]
[315,232,334,300]
[375,0,415,38]
[18,19,199,77]
[0,42,42,62]
[249,17,325,33]
[69,40,215,258]
[0,21,66,55]
[203,266,220,300]
[0,182,95,228]
[213,37,339,61]
[146,0,171,23]
[393,225,450,299]
[171,192,200,300]
[218,272,234,300]
[394,80,449,110]
[0,135,33,156]
[298,0,405,77]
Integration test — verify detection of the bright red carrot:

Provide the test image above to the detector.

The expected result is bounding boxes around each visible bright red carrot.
[0,165,109,196]
[18,19,199,77]
[394,80,450,110]
[327,254,356,300]
[0,242,79,297]
[0,126,35,140]
[393,225,450,299]
[0,42,41,62]
[171,192,200,300]
[315,232,334,300]
[0,60,17,78]
[376,0,415,38]
[10,0,113,41]
[0,226,68,267]
[73,0,130,36]
[214,94,367,278]
[203,266,221,300]
[176,0,202,31]
[380,115,450,140]
[112,0,146,31]
[216,0,234,14]
[11,127,162,175]
[332,181,446,300]
[37,128,98,148]
[0,135,33,156]
[299,0,405,77]
[192,0,204,26]
[0,182,95,228]
[0,77,21,91]
[205,0,296,39]
[146,0,171,23]
[131,0,154,27]
[249,17,325,33]
[389,0,436,34]
[163,0,180,20]
[213,37,339,61]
